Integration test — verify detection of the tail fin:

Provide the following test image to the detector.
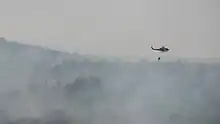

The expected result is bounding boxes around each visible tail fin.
[151,46,155,50]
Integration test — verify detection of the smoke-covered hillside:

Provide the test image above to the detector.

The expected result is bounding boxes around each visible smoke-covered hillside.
[0,38,220,124]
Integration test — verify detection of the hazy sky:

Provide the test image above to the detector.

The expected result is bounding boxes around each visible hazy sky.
[0,0,219,59]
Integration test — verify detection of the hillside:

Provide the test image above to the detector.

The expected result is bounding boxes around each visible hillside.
[0,38,219,124]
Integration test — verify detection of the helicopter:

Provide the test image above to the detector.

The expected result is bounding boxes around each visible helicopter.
[151,46,170,60]
[151,46,169,52]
